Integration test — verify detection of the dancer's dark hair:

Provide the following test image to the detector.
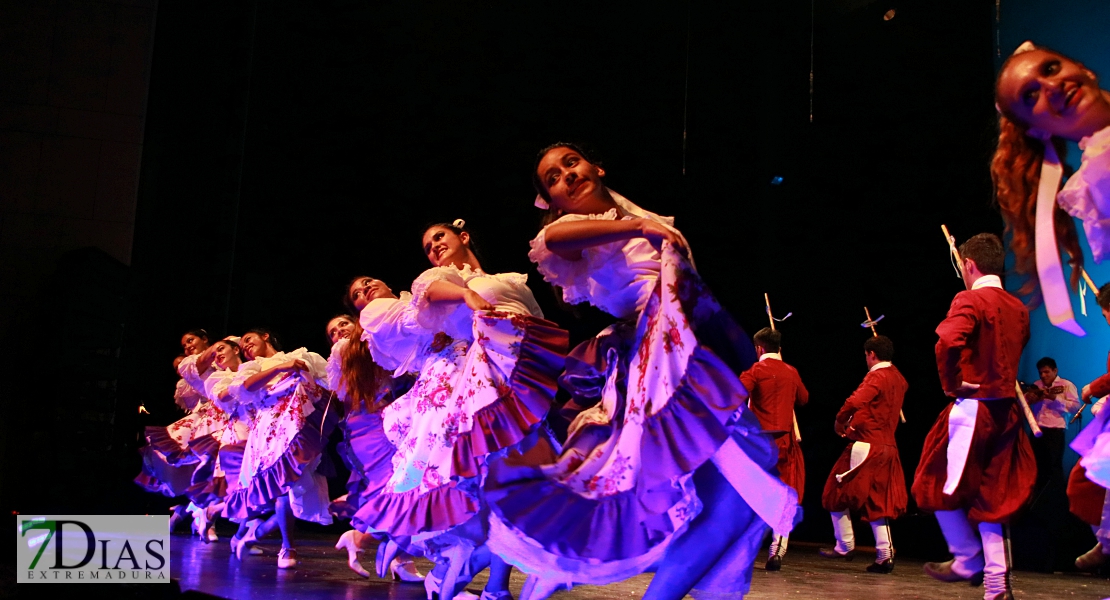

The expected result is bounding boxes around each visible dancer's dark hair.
[863,335,894,362]
[245,327,282,352]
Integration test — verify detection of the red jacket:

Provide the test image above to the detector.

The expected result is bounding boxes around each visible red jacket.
[1089,351,1110,398]
[740,356,809,433]
[836,364,907,445]
[935,285,1029,399]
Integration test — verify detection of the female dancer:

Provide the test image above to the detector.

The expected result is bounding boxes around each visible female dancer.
[225,328,336,569]
[136,329,232,540]
[993,42,1110,325]
[350,221,567,600]
[483,143,799,600]
[325,313,424,583]
[994,42,1110,568]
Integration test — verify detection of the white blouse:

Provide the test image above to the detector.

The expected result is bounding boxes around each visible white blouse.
[529,208,663,320]
[410,265,543,340]
[175,353,214,412]
[325,338,348,402]
[1058,125,1110,263]
[359,291,429,376]
[229,348,330,410]
[173,378,205,413]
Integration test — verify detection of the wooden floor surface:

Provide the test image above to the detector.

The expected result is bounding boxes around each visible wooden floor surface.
[166,531,1110,599]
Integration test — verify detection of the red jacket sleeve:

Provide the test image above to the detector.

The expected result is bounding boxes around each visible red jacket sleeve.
[935,293,977,395]
[739,367,756,397]
[1091,361,1110,398]
[836,375,880,426]
[795,371,809,408]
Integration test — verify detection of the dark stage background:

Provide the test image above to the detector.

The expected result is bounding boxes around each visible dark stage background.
[11,0,1091,572]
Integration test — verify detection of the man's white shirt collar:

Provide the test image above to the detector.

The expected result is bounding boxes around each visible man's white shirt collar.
[869,361,893,372]
[971,275,1003,290]
[759,352,782,362]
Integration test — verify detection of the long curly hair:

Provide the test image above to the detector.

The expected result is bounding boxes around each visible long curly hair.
[338,321,391,414]
[991,46,1082,298]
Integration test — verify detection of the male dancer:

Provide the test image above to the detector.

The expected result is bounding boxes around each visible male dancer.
[740,327,808,571]
[819,334,908,573]
[1069,283,1110,569]
[911,233,1034,600]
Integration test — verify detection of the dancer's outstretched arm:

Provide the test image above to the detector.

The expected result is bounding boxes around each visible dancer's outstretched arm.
[545,218,685,260]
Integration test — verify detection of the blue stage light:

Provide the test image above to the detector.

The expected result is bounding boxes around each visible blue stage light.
[770,176,784,185]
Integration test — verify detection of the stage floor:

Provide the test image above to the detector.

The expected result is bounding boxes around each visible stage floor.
[172,531,1110,599]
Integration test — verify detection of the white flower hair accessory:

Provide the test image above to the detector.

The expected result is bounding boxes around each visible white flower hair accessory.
[534,194,550,210]
[452,218,466,229]
[1013,40,1037,55]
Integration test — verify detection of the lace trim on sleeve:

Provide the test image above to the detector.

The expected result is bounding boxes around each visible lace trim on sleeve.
[326,339,348,399]
[1059,126,1110,263]
[527,209,620,306]
[229,357,266,408]
[410,266,470,331]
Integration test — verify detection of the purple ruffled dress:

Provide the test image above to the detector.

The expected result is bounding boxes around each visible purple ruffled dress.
[484,204,798,594]
[350,273,567,553]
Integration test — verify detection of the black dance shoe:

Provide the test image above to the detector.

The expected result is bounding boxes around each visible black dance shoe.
[818,547,855,561]
[765,555,782,571]
[866,559,894,574]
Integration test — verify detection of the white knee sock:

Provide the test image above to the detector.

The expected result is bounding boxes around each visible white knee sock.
[769,534,789,557]
[934,509,984,576]
[978,522,1010,598]
[830,511,855,553]
[870,518,892,562]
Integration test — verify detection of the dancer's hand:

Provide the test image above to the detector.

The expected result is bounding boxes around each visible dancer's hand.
[463,290,493,312]
[1083,383,1095,402]
[284,359,309,375]
[430,332,453,352]
[639,220,688,257]
[951,381,980,397]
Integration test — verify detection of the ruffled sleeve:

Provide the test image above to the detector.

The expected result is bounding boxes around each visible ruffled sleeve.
[360,292,428,376]
[326,338,349,401]
[228,357,267,409]
[285,347,330,390]
[527,209,621,306]
[410,266,474,335]
[205,369,238,414]
[177,354,209,395]
[173,378,204,412]
[1059,126,1110,263]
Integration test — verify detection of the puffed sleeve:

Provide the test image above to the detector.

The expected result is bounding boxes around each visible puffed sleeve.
[177,354,208,394]
[360,292,427,375]
[935,292,978,395]
[1093,397,1107,417]
[326,338,349,400]
[527,209,622,307]
[205,369,238,414]
[286,348,330,390]
[173,378,203,412]
[1058,126,1110,263]
[410,266,473,335]
[229,357,266,408]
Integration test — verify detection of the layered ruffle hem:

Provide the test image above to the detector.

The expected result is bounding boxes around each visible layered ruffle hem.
[353,311,567,545]
[484,244,800,591]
